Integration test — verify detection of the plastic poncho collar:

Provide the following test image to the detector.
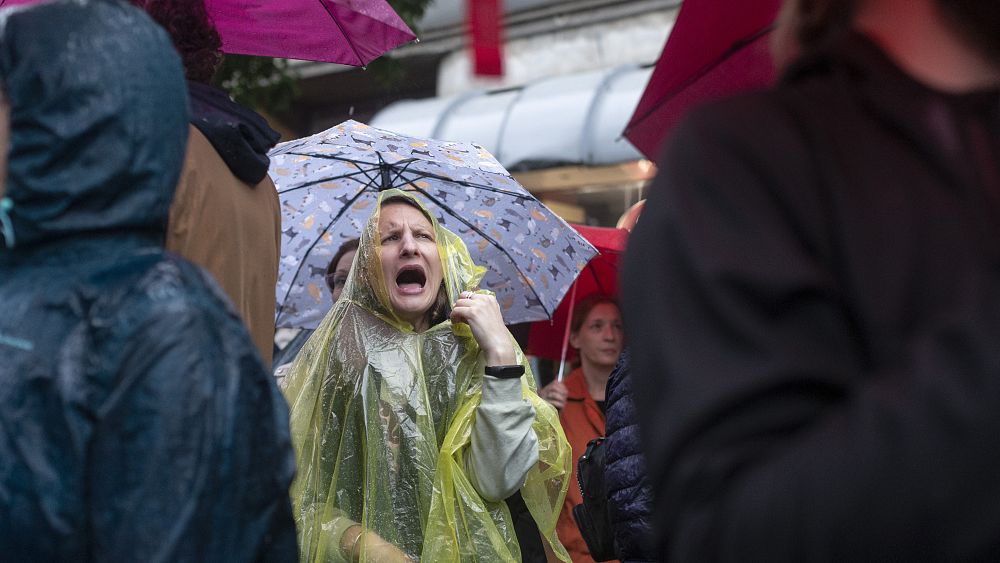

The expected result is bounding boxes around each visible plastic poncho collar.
[284,189,572,562]
[0,0,188,252]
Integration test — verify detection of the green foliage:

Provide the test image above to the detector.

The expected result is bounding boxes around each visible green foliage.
[212,0,434,113]
[387,0,433,32]
[214,55,299,113]
[364,0,434,89]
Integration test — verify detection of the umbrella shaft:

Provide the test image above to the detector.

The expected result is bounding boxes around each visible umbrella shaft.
[556,282,579,382]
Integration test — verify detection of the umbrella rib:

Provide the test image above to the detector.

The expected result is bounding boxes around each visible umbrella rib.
[387,158,421,189]
[404,181,553,320]
[276,182,373,325]
[290,151,535,200]
[283,152,409,192]
[286,151,386,168]
[589,258,606,295]
[291,151,386,192]
[316,0,367,67]
[399,167,536,200]
[276,168,378,195]
[354,160,385,191]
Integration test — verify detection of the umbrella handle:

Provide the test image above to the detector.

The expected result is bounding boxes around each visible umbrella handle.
[556,282,579,382]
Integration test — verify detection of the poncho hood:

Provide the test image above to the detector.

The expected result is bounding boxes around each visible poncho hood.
[350,189,485,332]
[0,0,188,251]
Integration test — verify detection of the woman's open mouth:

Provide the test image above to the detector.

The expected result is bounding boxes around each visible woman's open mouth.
[395,265,427,295]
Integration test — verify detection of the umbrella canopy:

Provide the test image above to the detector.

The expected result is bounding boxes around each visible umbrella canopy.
[526,225,627,364]
[270,120,599,329]
[206,0,415,65]
[623,0,782,160]
[0,0,416,66]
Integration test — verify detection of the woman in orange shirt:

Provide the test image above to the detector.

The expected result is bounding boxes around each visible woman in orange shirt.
[540,295,624,562]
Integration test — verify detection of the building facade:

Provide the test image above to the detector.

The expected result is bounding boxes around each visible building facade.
[281,0,679,225]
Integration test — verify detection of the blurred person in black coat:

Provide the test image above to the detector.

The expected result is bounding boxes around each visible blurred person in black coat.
[623,0,1000,561]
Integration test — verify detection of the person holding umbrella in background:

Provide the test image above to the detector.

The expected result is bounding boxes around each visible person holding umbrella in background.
[539,295,624,563]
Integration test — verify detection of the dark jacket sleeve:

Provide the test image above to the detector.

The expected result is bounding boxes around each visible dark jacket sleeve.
[623,101,1000,562]
[604,349,658,562]
[86,296,297,562]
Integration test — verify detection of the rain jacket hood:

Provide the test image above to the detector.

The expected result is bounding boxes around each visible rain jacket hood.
[0,1,297,560]
[0,0,188,251]
[283,189,572,562]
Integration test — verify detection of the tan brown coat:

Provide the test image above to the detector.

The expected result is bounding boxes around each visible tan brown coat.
[167,126,280,366]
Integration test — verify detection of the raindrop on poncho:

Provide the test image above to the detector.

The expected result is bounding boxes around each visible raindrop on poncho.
[284,189,573,562]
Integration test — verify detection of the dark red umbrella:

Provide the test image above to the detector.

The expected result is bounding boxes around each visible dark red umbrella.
[624,0,783,160]
[527,225,628,379]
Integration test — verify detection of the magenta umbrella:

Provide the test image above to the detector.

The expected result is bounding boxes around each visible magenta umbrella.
[0,0,415,66]
[623,0,782,160]
[206,0,415,65]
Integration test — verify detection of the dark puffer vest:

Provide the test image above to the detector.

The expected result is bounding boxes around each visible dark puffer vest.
[604,349,659,562]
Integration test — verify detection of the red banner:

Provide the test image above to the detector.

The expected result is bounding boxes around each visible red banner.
[468,0,504,76]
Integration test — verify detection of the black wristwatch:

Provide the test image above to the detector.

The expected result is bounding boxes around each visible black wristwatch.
[484,364,525,379]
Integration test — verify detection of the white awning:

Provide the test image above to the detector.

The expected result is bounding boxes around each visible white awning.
[369,65,652,171]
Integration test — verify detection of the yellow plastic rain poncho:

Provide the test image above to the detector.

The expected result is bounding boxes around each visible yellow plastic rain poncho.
[283,190,573,562]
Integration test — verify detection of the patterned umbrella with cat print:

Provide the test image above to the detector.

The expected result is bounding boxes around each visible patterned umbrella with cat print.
[270,119,598,329]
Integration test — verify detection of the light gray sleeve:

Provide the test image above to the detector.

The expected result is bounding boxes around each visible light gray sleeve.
[465,375,540,502]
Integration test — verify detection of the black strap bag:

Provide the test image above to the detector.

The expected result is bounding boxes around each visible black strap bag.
[572,436,616,561]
